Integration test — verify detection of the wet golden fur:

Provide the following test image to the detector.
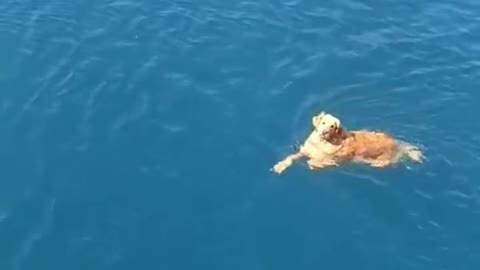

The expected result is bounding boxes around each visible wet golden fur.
[272,112,423,174]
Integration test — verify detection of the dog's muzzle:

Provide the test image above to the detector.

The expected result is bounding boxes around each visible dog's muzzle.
[327,124,343,138]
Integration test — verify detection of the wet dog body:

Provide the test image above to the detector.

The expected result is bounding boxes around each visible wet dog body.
[329,129,400,167]
[272,112,423,174]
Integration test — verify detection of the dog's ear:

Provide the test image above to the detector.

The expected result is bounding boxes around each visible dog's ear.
[312,112,324,128]
[312,117,318,128]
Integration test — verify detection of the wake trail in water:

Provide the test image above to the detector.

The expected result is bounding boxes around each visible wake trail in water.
[395,139,425,163]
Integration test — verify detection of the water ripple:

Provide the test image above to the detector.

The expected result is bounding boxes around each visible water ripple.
[2,0,480,268]
[10,198,56,270]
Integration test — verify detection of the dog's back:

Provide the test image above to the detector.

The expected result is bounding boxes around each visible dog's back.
[335,130,398,160]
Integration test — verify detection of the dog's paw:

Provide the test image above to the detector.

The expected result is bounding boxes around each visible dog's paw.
[272,159,293,174]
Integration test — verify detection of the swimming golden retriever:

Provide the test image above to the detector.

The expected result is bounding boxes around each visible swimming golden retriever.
[272,112,424,174]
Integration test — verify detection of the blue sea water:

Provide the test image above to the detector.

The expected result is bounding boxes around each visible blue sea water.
[1,0,480,269]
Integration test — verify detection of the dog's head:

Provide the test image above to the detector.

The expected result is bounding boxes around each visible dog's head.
[312,112,345,142]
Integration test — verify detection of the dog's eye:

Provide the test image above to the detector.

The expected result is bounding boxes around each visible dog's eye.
[330,125,334,128]
[322,122,325,125]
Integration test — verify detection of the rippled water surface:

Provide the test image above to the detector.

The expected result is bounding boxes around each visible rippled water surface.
[1,0,480,269]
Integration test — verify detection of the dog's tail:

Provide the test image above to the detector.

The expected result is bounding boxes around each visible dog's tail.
[396,140,424,163]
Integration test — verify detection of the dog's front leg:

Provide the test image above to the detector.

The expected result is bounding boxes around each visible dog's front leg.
[272,151,305,174]
[307,158,338,170]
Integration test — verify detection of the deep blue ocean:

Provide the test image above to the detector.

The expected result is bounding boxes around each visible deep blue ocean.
[1,0,480,269]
